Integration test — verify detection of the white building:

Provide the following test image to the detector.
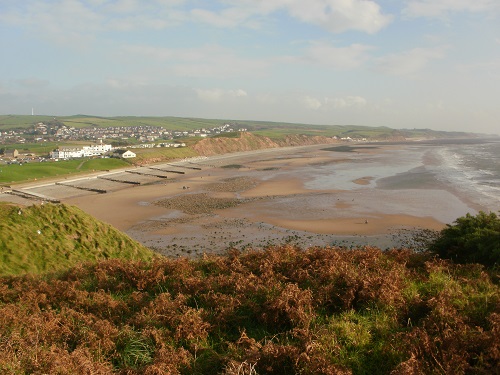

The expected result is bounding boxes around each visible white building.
[81,144,112,157]
[114,149,136,158]
[50,144,112,159]
[50,147,83,159]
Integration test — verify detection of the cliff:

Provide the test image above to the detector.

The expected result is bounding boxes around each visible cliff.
[192,132,338,156]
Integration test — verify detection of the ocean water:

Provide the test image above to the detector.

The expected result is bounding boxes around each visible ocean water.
[303,138,500,214]
[428,139,500,211]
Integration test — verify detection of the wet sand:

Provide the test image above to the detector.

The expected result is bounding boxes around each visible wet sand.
[61,143,482,257]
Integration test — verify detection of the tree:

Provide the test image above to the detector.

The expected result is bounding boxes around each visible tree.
[430,211,500,267]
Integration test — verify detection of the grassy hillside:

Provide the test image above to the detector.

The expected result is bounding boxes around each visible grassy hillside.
[0,157,130,184]
[0,114,479,139]
[0,203,154,276]
[0,115,229,131]
[0,246,497,374]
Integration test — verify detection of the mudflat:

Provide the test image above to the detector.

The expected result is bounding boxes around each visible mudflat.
[62,143,480,257]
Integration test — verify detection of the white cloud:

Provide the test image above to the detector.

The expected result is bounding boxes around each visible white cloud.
[375,47,446,76]
[327,95,367,108]
[190,7,255,28]
[122,44,271,79]
[195,88,248,102]
[15,78,50,89]
[403,0,500,18]
[0,0,392,50]
[285,0,393,34]
[0,0,182,44]
[231,89,248,97]
[304,41,374,69]
[304,96,323,110]
[303,95,367,110]
[456,59,500,79]
[191,0,393,33]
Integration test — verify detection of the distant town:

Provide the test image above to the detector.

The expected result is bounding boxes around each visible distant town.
[0,120,247,163]
[0,120,245,145]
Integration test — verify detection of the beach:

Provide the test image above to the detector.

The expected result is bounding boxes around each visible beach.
[59,142,489,257]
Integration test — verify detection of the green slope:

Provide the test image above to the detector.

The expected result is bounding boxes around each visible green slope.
[0,202,155,276]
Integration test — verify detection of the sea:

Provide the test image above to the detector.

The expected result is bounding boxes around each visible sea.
[303,138,500,215]
[428,138,500,212]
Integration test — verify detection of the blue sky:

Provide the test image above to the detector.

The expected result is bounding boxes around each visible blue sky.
[1,0,499,134]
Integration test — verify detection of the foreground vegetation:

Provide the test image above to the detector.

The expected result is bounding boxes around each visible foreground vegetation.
[0,246,498,374]
[430,211,500,267]
[1,205,498,374]
[0,203,154,276]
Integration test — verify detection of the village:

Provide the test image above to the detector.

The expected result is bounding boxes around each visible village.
[0,120,245,163]
[0,120,242,145]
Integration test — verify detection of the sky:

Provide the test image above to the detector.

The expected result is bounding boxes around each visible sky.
[0,0,499,134]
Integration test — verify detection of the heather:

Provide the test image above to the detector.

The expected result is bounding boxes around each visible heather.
[1,246,498,374]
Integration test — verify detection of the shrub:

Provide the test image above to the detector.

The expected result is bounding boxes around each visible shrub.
[430,211,500,267]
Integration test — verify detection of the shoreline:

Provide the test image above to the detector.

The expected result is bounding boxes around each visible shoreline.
[63,143,482,256]
[2,142,488,256]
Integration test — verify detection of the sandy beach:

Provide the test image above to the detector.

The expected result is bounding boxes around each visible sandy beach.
[59,143,483,256]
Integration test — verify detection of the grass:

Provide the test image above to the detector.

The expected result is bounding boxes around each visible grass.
[0,158,129,184]
[0,202,154,276]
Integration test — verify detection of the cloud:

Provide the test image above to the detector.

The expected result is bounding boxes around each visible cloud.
[0,0,182,44]
[191,0,393,33]
[375,46,447,76]
[456,59,500,79]
[122,44,271,79]
[284,0,393,34]
[0,0,392,51]
[15,78,50,89]
[304,41,374,69]
[304,96,323,110]
[303,95,367,110]
[190,7,257,28]
[403,0,500,18]
[195,88,248,102]
[327,95,367,108]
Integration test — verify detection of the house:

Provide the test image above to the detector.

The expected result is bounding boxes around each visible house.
[114,149,136,159]
[3,149,19,159]
[81,144,113,157]
[50,144,113,159]
[50,147,84,159]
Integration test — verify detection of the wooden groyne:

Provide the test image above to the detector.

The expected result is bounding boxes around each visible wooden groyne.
[98,176,141,185]
[126,170,168,179]
[8,189,60,203]
[149,167,185,174]
[56,182,107,194]
[166,163,202,171]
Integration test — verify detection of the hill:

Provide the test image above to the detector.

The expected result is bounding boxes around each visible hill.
[0,114,479,140]
[0,202,155,276]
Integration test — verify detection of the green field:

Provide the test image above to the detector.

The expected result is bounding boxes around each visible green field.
[0,114,229,131]
[0,158,129,184]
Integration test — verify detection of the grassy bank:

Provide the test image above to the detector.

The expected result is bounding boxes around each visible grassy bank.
[0,203,154,276]
[0,158,129,184]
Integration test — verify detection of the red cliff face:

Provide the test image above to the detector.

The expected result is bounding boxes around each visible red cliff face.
[192,132,338,156]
